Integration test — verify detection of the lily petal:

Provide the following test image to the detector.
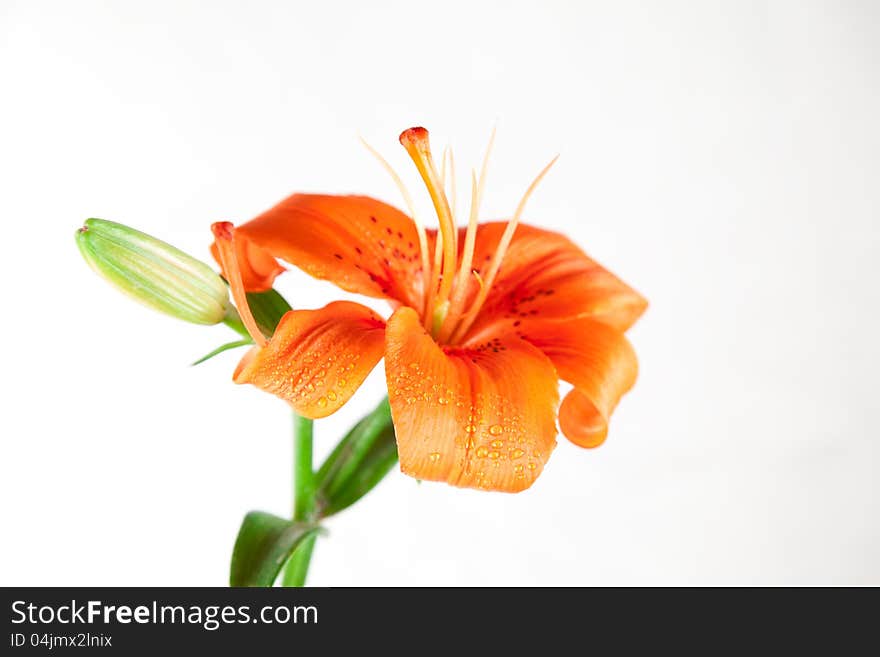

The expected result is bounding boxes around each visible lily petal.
[518,317,639,448]
[233,300,386,419]
[210,235,285,293]
[215,194,426,309]
[462,222,647,338]
[385,306,559,492]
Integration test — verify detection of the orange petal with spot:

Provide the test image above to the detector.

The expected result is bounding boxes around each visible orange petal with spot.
[210,234,285,293]
[384,306,559,492]
[462,222,647,338]
[217,194,426,307]
[521,317,638,448]
[233,300,386,419]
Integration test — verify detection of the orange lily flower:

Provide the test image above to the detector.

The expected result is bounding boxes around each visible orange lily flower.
[211,127,646,492]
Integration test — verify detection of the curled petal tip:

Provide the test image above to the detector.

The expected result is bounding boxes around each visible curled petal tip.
[211,221,235,240]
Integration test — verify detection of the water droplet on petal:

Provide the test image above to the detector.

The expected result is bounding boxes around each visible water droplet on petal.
[327,391,338,401]
[438,397,449,405]
[490,440,504,449]
[488,451,500,460]
[489,424,503,436]
[476,446,489,458]
[527,462,537,470]
[429,452,441,462]
[510,448,525,459]
[317,397,328,408]
[464,424,476,433]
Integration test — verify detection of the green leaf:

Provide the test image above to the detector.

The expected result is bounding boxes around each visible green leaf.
[280,534,318,587]
[320,427,398,516]
[246,288,292,338]
[314,398,398,517]
[230,511,320,587]
[191,339,253,366]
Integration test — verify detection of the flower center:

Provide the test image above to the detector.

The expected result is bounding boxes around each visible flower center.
[367,127,557,345]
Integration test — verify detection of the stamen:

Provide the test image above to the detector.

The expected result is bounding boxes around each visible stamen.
[449,155,559,344]
[359,137,432,314]
[437,127,496,343]
[399,128,458,323]
[471,268,485,293]
[435,170,479,343]
[211,222,268,348]
[446,146,457,232]
[423,229,445,330]
[456,169,481,291]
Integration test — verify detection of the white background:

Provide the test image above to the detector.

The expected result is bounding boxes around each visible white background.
[1,0,877,585]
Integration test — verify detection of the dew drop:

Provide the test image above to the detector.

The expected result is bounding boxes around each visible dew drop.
[438,397,449,405]
[476,446,489,458]
[513,464,524,474]
[527,462,537,470]
[488,451,500,459]
[428,452,441,463]
[490,440,504,449]
[337,379,347,388]
[510,448,525,459]
[327,391,338,402]
[464,424,476,433]
[316,397,328,408]
[489,424,503,436]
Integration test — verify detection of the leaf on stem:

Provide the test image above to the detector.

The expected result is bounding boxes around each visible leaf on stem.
[230,511,321,587]
[246,287,292,339]
[191,339,253,366]
[314,398,399,517]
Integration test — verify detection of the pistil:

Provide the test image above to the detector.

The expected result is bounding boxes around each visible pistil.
[399,128,458,334]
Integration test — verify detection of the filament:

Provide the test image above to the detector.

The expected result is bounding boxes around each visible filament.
[449,155,559,343]
[359,137,432,314]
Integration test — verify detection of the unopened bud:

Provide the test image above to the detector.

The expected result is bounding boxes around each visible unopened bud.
[76,218,230,325]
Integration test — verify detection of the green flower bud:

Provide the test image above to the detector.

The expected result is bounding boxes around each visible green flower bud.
[76,218,230,325]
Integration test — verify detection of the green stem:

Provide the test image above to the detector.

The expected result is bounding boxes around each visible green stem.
[292,413,315,522]
[280,412,316,586]
[280,534,317,587]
